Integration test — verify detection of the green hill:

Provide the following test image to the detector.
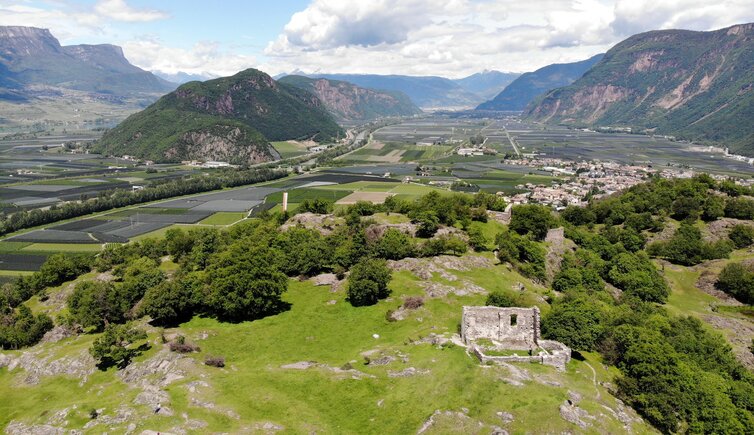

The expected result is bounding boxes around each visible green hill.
[278,75,422,121]
[96,69,344,164]
[526,23,754,156]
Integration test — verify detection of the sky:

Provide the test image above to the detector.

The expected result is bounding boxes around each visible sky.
[1,0,754,78]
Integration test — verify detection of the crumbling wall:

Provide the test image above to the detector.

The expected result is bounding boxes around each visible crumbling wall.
[461,306,540,350]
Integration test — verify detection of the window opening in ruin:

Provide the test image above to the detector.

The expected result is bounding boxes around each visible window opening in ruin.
[510,314,518,326]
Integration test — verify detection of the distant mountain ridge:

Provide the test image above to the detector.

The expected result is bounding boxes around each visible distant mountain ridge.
[526,23,754,156]
[476,55,604,111]
[96,69,343,165]
[0,26,173,96]
[278,75,422,121]
[307,73,482,108]
[453,70,520,100]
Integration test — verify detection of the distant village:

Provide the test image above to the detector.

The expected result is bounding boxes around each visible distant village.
[495,156,752,210]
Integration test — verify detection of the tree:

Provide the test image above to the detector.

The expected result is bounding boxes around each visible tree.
[299,198,333,214]
[139,275,200,326]
[701,195,725,221]
[467,226,488,252]
[118,257,165,308]
[89,323,148,369]
[729,224,754,249]
[542,297,608,351]
[0,305,53,349]
[562,206,595,226]
[346,259,392,307]
[375,229,414,260]
[413,211,440,238]
[509,204,553,241]
[67,281,126,331]
[206,243,288,322]
[607,252,669,303]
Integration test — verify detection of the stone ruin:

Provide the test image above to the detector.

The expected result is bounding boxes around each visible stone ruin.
[461,306,571,370]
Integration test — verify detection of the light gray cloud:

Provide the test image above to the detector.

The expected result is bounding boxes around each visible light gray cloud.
[263,0,754,77]
[94,0,168,23]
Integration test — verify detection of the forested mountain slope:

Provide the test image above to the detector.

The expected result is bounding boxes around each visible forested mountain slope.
[96,69,343,164]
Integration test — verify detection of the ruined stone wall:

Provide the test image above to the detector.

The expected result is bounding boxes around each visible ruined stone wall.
[461,306,540,350]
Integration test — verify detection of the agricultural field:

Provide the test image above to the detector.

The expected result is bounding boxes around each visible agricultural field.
[339,141,453,164]
[271,141,310,159]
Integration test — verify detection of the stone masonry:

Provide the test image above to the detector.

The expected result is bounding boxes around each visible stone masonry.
[461,306,571,370]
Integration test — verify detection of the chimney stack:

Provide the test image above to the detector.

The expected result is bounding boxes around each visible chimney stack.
[282,192,288,212]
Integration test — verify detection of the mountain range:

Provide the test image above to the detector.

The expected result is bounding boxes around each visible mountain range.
[278,75,422,121]
[95,69,342,165]
[527,23,754,156]
[0,26,173,98]
[476,55,604,111]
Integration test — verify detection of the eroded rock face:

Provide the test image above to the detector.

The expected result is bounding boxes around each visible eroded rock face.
[170,125,278,165]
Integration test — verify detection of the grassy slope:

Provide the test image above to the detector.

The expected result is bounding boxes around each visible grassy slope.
[0,225,655,433]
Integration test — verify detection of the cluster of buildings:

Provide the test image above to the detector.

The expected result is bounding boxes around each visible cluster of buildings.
[499,158,661,209]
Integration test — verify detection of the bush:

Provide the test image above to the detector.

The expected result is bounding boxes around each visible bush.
[299,198,333,214]
[169,336,200,353]
[716,263,754,305]
[729,224,754,249]
[375,229,414,260]
[0,305,54,350]
[346,258,392,307]
[403,296,424,310]
[205,356,225,368]
[485,291,520,307]
[89,323,148,369]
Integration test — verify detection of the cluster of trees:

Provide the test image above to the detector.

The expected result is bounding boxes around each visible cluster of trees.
[716,262,754,305]
[648,222,733,266]
[58,191,483,329]
[541,244,754,432]
[1,253,93,309]
[562,174,754,227]
[531,176,754,432]
[0,305,53,349]
[0,253,94,349]
[0,167,285,235]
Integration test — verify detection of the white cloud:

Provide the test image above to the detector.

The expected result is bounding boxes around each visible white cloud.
[121,38,256,77]
[94,0,168,23]
[263,0,754,77]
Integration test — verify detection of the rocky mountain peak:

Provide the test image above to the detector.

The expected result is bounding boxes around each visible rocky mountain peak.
[0,26,61,59]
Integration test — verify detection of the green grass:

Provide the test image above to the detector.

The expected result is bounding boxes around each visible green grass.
[20,243,103,253]
[272,141,309,159]
[199,212,246,226]
[266,188,352,203]
[0,241,32,252]
[131,224,190,242]
[107,208,190,218]
[0,244,656,433]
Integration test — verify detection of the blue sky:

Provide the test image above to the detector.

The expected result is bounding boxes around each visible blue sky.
[2,0,754,78]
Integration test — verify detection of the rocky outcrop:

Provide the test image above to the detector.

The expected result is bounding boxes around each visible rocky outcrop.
[278,75,422,121]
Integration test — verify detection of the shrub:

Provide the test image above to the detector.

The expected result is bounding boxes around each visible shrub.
[729,224,754,249]
[89,323,148,369]
[403,296,424,310]
[485,291,520,307]
[169,336,200,353]
[205,356,225,368]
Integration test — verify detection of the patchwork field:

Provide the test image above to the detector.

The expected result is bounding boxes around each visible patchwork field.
[271,141,310,159]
